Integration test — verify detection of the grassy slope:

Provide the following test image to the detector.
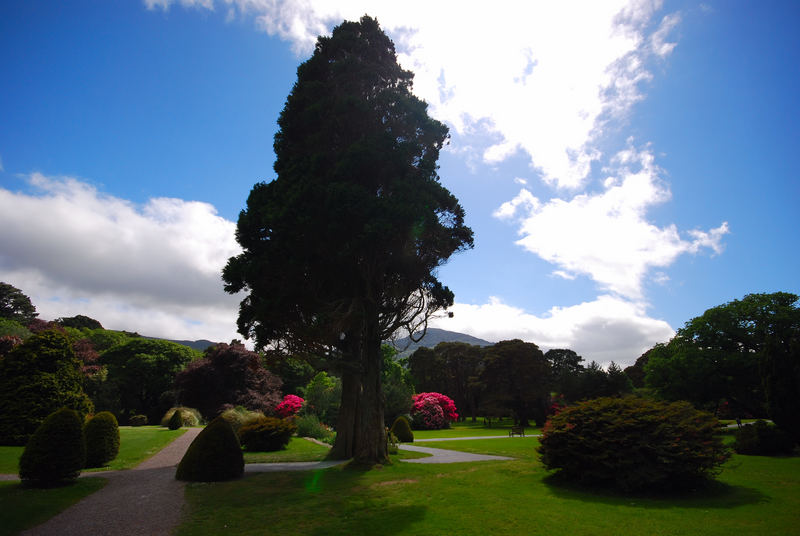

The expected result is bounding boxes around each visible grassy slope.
[178,433,800,536]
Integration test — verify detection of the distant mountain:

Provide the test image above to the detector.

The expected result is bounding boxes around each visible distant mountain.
[390,328,493,358]
[143,336,217,352]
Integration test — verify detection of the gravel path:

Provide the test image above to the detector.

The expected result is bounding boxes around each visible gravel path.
[398,444,514,464]
[22,427,201,536]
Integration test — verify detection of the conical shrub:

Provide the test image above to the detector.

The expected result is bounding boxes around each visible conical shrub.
[84,412,120,468]
[390,416,414,443]
[168,409,183,430]
[176,416,244,482]
[19,408,85,486]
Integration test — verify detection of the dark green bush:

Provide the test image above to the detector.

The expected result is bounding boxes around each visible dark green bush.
[19,408,86,485]
[219,406,263,435]
[734,420,795,456]
[390,416,414,443]
[160,407,202,427]
[175,416,244,482]
[129,414,148,427]
[0,330,93,445]
[238,416,296,452]
[168,409,183,430]
[538,397,730,491]
[84,412,120,468]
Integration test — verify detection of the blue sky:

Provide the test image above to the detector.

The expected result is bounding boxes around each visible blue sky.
[1,0,798,366]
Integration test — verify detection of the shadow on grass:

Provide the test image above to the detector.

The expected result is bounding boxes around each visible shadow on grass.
[542,472,768,509]
[308,505,428,536]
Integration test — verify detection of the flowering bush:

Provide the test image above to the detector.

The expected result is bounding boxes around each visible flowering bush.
[275,394,304,418]
[411,392,458,430]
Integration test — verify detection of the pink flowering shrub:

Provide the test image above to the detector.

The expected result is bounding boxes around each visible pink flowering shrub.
[411,392,458,430]
[275,394,304,418]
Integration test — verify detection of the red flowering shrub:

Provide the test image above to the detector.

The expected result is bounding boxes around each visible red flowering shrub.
[411,392,458,430]
[275,394,304,418]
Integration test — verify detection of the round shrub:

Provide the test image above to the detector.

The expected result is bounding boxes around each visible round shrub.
[129,414,148,427]
[538,397,731,491]
[84,412,120,468]
[390,416,414,443]
[19,408,86,485]
[175,416,244,482]
[410,392,458,430]
[160,407,202,428]
[734,420,795,456]
[238,416,297,452]
[168,409,183,430]
[275,394,304,418]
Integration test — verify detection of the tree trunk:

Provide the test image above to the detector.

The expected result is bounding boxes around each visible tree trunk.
[329,368,360,460]
[353,325,389,466]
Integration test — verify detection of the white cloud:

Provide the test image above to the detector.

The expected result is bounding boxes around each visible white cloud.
[0,174,242,342]
[430,295,674,367]
[496,143,729,300]
[144,0,679,189]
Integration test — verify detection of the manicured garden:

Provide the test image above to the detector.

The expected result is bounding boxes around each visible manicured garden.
[177,432,800,536]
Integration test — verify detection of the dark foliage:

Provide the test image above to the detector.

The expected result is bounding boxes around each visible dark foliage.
[175,341,283,420]
[176,416,244,482]
[56,315,104,330]
[0,330,93,445]
[734,420,795,456]
[84,411,120,468]
[238,416,296,452]
[0,282,38,325]
[390,416,414,443]
[100,338,198,424]
[538,397,730,492]
[168,409,183,430]
[222,15,473,465]
[19,408,85,485]
[129,414,148,427]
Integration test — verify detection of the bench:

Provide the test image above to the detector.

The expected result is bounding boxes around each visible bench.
[509,425,525,437]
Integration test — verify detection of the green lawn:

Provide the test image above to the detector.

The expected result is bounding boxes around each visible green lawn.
[411,419,541,440]
[244,437,333,463]
[177,435,800,536]
[0,478,107,536]
[0,426,187,476]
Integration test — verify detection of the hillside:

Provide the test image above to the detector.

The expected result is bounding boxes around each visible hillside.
[390,328,493,358]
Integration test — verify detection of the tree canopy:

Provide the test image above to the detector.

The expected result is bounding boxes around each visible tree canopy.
[0,282,38,325]
[223,16,473,465]
[645,292,800,442]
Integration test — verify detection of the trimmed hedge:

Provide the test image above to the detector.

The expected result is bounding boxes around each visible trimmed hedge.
[168,410,183,430]
[238,416,296,452]
[129,414,148,427]
[734,420,795,456]
[176,416,244,482]
[390,416,414,443]
[538,397,730,491]
[84,412,120,468]
[19,408,86,486]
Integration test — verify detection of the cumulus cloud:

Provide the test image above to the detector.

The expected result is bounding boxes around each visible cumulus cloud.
[430,295,674,367]
[495,143,729,300]
[144,0,678,189]
[0,174,242,342]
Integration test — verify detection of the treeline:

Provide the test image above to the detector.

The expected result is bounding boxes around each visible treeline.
[407,340,631,427]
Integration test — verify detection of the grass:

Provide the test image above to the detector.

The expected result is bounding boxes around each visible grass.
[0,478,107,536]
[1,426,188,475]
[244,437,334,463]
[177,434,800,536]
[411,419,541,440]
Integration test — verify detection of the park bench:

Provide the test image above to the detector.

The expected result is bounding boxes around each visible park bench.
[509,425,525,437]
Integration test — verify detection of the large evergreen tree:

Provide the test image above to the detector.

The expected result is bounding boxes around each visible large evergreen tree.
[223,16,473,465]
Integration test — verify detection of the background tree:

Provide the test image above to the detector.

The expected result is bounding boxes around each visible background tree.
[0,330,93,445]
[480,340,551,426]
[381,345,415,425]
[56,315,103,330]
[175,341,283,420]
[645,293,799,420]
[264,352,319,397]
[100,338,199,423]
[0,282,38,324]
[223,16,473,465]
[545,348,585,401]
[303,371,342,426]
